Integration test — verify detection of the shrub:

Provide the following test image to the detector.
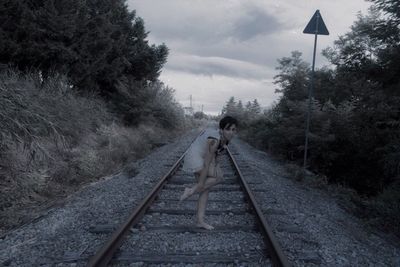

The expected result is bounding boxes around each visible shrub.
[0,70,189,231]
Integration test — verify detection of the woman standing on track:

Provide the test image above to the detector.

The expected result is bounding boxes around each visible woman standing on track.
[180,116,238,230]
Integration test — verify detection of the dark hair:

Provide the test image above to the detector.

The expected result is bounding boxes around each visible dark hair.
[219,115,238,129]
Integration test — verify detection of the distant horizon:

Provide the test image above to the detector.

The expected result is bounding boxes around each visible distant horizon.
[190,100,277,116]
[128,0,371,114]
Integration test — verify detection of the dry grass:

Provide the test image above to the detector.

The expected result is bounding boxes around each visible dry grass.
[0,70,191,234]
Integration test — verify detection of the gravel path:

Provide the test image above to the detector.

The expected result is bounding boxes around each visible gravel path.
[229,138,400,266]
[0,130,399,267]
[0,129,200,266]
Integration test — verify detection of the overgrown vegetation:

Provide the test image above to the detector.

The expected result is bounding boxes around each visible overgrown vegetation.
[0,70,188,232]
[222,0,400,235]
[0,0,192,233]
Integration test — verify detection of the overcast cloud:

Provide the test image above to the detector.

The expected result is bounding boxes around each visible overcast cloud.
[127,0,371,114]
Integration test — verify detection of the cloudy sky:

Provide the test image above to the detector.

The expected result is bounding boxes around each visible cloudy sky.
[127,0,372,115]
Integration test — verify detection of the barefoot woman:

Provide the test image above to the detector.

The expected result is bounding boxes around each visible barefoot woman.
[180,116,238,230]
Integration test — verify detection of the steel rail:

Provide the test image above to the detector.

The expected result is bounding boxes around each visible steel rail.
[226,147,292,267]
[87,130,204,267]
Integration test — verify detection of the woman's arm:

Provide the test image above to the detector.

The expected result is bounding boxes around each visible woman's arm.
[197,139,219,191]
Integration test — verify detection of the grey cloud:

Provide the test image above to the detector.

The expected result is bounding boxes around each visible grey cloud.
[189,41,289,71]
[168,62,244,78]
[130,0,367,69]
[165,54,275,80]
[130,1,287,46]
[129,0,371,114]
[151,20,225,45]
[233,8,283,41]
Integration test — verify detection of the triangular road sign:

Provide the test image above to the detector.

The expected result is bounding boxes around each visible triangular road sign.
[303,10,329,35]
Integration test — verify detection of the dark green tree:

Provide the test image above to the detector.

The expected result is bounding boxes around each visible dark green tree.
[221,96,238,117]
[0,0,168,98]
[274,51,310,102]
[250,99,261,115]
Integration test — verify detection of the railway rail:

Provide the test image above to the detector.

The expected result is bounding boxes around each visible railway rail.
[87,129,291,267]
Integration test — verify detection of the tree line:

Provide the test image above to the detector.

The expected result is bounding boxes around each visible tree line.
[0,0,179,127]
[0,0,190,229]
[221,97,262,122]
[222,0,400,196]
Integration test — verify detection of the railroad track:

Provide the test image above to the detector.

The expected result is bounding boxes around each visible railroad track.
[87,130,291,267]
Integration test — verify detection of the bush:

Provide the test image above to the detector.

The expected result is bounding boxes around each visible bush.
[111,78,185,129]
[0,70,191,232]
[367,181,400,233]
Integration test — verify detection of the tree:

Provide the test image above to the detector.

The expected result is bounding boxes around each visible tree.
[0,0,78,76]
[236,100,244,114]
[194,111,207,120]
[251,99,261,115]
[0,0,168,98]
[221,96,238,117]
[274,51,310,102]
[323,3,400,94]
[111,78,184,128]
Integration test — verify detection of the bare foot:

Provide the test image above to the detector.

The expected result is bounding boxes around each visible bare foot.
[196,222,214,230]
[179,187,193,202]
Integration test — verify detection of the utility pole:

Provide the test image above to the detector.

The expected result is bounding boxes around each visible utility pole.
[190,95,193,115]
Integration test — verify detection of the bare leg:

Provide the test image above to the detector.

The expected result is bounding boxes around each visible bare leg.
[179,176,222,201]
[196,189,214,230]
[193,176,221,192]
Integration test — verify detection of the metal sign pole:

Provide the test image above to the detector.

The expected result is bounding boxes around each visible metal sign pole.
[303,15,319,169]
[302,10,329,170]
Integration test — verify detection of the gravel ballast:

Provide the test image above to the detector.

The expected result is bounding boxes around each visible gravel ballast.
[0,130,399,266]
[0,130,200,266]
[228,138,400,266]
